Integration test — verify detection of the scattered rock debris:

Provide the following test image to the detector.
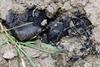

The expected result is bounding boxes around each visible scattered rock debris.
[3,7,93,44]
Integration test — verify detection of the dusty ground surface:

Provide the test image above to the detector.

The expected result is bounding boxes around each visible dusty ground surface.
[0,0,100,67]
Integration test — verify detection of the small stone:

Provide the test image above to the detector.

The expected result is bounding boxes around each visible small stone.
[56,2,63,8]
[3,50,17,59]
[47,3,58,14]
[1,45,17,59]
[41,19,47,26]
[62,2,72,10]
[95,45,100,53]
[46,3,59,18]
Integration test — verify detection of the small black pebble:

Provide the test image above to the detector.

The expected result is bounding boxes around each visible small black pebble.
[70,55,80,62]
[47,21,65,43]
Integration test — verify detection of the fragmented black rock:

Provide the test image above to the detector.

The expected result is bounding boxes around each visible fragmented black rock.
[45,11,93,43]
[59,15,72,36]
[69,55,80,62]
[4,8,48,41]
[32,9,47,27]
[27,8,47,27]
[12,24,42,41]
[47,21,65,43]
[43,15,71,43]
[6,10,28,28]
[2,7,93,44]
[71,13,93,38]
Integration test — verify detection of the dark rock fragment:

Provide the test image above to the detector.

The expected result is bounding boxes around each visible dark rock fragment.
[12,24,42,41]
[71,11,93,38]
[6,10,28,28]
[32,9,47,27]
[2,7,94,47]
[4,8,47,41]
[44,15,71,43]
[47,21,65,43]
[69,55,80,62]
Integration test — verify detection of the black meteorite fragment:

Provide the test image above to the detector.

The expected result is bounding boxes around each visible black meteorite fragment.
[3,7,94,45]
[71,11,93,38]
[12,24,42,41]
[6,10,28,28]
[69,55,80,62]
[27,9,47,27]
[5,9,47,41]
[44,15,71,43]
[32,9,47,27]
[47,22,65,43]
[59,15,72,36]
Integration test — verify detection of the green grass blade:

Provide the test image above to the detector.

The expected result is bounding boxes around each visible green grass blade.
[17,46,37,67]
